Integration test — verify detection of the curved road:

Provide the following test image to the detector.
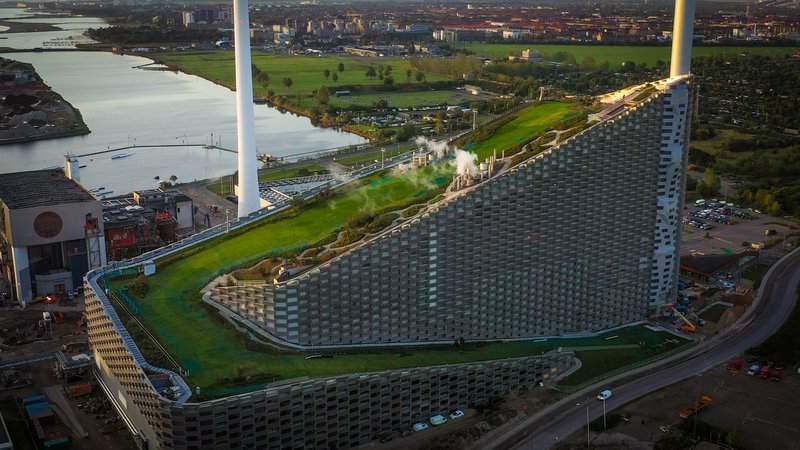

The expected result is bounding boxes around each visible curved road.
[481,248,800,450]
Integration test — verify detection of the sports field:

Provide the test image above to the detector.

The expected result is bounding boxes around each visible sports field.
[468,102,582,161]
[462,44,799,68]
[155,52,450,98]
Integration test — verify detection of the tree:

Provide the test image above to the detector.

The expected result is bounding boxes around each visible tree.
[323,69,331,79]
[169,174,178,183]
[406,69,412,81]
[383,76,394,86]
[331,72,338,82]
[703,168,719,192]
[337,63,344,72]
[767,200,782,216]
[316,86,330,105]
[366,66,377,78]
[282,77,293,90]
[415,71,425,82]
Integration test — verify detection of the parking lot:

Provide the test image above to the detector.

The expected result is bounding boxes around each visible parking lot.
[681,199,797,257]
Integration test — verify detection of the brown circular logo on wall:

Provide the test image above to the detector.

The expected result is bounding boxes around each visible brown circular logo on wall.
[33,211,63,239]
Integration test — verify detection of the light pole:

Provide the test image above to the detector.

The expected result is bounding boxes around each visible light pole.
[602,398,607,431]
[586,406,590,448]
[381,148,385,169]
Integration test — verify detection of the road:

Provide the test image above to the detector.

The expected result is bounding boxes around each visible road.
[479,247,800,450]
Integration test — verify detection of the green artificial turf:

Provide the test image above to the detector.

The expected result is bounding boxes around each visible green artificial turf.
[469,102,581,161]
[461,44,800,68]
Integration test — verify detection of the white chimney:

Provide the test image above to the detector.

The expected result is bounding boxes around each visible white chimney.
[233,0,260,218]
[670,0,696,78]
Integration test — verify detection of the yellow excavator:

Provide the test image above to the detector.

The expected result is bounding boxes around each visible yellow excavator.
[672,307,696,334]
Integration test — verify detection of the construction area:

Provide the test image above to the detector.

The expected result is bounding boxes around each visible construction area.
[0,298,136,450]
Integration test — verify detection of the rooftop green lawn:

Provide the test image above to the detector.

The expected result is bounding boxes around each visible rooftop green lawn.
[469,101,581,161]
[461,44,800,68]
[154,51,451,97]
[110,164,454,391]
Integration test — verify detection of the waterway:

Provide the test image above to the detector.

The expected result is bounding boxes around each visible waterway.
[0,8,106,49]
[0,51,366,194]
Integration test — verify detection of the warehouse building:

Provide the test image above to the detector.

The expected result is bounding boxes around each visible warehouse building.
[0,169,106,306]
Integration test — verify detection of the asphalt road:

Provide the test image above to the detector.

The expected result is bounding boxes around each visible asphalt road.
[483,247,800,450]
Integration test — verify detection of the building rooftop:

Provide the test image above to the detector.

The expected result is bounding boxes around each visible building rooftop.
[0,169,95,209]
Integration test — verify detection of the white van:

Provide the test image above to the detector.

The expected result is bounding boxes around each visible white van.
[429,415,447,426]
[597,389,613,401]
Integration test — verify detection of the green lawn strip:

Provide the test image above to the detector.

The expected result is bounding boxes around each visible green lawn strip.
[110,165,453,390]
[461,44,800,67]
[469,102,581,161]
[154,52,449,97]
[691,129,755,156]
[197,325,687,397]
[329,90,464,108]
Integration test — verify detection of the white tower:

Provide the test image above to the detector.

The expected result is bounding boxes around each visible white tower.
[233,0,260,218]
[670,0,696,77]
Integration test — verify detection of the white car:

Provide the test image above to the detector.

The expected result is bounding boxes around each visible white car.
[430,415,447,426]
[449,410,465,420]
[413,422,429,432]
[597,389,613,401]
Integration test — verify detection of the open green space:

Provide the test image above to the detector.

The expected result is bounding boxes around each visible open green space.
[154,52,450,98]
[468,101,582,161]
[329,90,469,108]
[462,44,799,68]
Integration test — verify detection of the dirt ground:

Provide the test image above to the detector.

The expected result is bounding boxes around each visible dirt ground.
[557,364,800,450]
[0,297,137,450]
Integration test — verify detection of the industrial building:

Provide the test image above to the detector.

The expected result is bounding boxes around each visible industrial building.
[0,169,106,306]
[81,0,697,448]
[207,76,692,349]
[102,190,194,261]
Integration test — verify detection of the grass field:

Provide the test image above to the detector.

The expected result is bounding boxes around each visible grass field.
[462,44,800,68]
[329,90,470,108]
[468,101,581,161]
[155,52,450,98]
[113,165,453,391]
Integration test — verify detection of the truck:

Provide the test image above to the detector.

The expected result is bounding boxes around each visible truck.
[679,394,713,419]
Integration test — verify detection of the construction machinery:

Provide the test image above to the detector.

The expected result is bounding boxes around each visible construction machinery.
[672,307,697,333]
[679,394,713,419]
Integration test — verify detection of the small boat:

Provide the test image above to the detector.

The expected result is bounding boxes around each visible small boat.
[111,153,132,160]
[97,190,114,196]
[89,187,106,193]
[79,164,87,169]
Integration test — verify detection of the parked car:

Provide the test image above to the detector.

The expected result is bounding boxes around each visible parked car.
[430,415,447,426]
[747,364,760,376]
[413,422,429,432]
[597,389,613,401]
[449,410,465,420]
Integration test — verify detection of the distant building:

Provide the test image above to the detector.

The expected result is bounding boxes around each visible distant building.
[0,169,107,305]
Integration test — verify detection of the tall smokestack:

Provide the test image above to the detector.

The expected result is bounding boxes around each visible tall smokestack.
[233,0,259,218]
[670,0,696,77]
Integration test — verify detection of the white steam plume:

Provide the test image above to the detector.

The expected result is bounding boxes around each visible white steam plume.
[454,149,478,177]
